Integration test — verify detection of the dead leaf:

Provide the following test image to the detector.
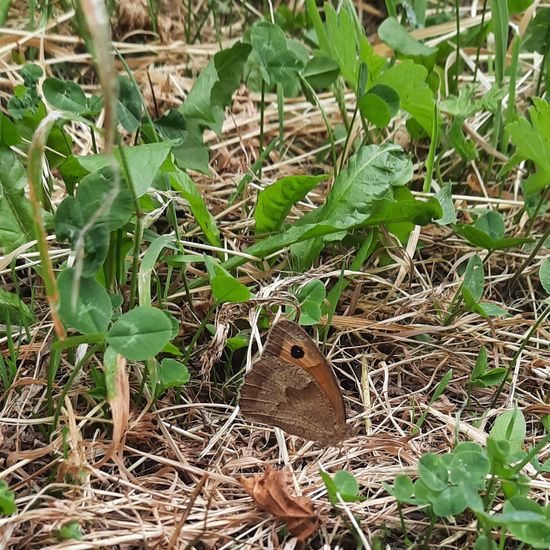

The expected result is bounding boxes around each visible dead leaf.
[238,466,321,542]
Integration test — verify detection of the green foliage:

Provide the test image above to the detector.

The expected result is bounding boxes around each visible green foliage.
[248,21,306,89]
[106,306,173,361]
[7,64,43,120]
[57,268,113,334]
[320,469,364,506]
[254,174,326,234]
[210,275,252,303]
[378,17,436,59]
[296,280,326,325]
[181,41,251,135]
[55,521,83,541]
[506,98,550,197]
[0,480,17,515]
[168,168,221,247]
[116,76,143,132]
[469,346,507,388]
[0,146,35,254]
[0,288,33,325]
[387,409,550,547]
[540,257,550,294]
[440,85,505,160]
[43,78,101,115]
[155,358,190,397]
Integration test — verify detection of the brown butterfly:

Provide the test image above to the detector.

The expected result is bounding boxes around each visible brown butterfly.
[239,320,350,446]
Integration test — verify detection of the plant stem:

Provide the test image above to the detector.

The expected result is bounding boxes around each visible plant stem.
[490,302,550,408]
[508,213,550,292]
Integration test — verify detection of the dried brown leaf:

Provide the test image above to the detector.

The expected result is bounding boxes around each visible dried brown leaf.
[238,466,321,541]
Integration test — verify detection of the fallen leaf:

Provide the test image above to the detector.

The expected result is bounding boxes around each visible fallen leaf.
[238,466,321,541]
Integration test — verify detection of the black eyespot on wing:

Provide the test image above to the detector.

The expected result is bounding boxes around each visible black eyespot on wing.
[291,345,305,359]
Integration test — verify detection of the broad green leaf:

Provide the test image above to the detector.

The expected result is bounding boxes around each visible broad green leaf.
[471,346,488,381]
[303,144,413,227]
[320,469,363,506]
[322,3,359,87]
[523,8,550,54]
[182,42,251,135]
[462,254,484,303]
[489,409,526,453]
[58,268,112,334]
[76,168,133,231]
[254,174,326,234]
[474,535,497,550]
[390,475,415,503]
[61,142,174,197]
[540,257,550,295]
[474,367,508,387]
[413,479,434,504]
[378,17,437,58]
[250,22,305,87]
[0,288,33,325]
[449,450,490,490]
[0,113,21,146]
[157,358,190,393]
[168,169,220,247]
[0,480,17,515]
[297,279,326,325]
[116,76,143,132]
[455,224,495,249]
[226,332,250,351]
[333,471,363,502]
[106,306,173,361]
[431,485,468,517]
[435,183,457,225]
[506,98,550,174]
[360,92,391,128]
[475,211,505,240]
[210,275,251,303]
[376,60,435,136]
[418,453,448,492]
[303,55,340,89]
[43,78,87,113]
[171,118,210,173]
[55,167,133,276]
[477,302,510,318]
[504,497,550,548]
[522,170,550,196]
[508,0,533,13]
[223,196,442,271]
[0,146,34,253]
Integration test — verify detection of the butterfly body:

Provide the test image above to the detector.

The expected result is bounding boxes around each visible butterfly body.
[239,320,350,446]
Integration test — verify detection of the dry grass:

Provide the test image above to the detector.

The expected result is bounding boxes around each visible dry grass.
[1,1,550,549]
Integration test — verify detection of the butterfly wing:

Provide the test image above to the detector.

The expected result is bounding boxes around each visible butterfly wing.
[262,320,347,427]
[240,355,349,447]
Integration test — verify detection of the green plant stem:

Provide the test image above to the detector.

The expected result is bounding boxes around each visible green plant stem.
[490,302,550,408]
[299,74,337,171]
[259,78,266,163]
[52,345,98,431]
[116,140,143,309]
[473,0,488,82]
[339,104,359,175]
[508,213,550,291]
[454,0,461,91]
[182,303,216,367]
[423,102,439,193]
[525,186,550,236]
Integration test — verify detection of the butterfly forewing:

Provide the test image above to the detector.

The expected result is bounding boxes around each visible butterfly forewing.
[239,320,350,446]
